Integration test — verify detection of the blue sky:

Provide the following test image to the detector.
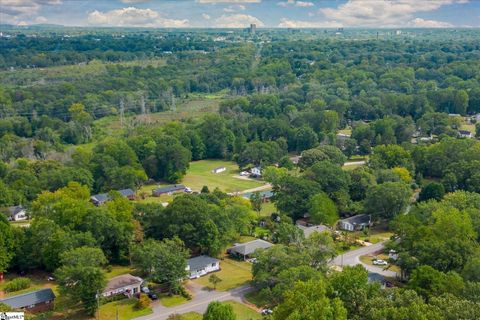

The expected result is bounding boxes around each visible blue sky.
[1,0,479,28]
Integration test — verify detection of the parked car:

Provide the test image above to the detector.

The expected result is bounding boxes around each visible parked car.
[148,293,158,300]
[240,171,250,176]
[185,187,192,193]
[373,259,388,266]
[261,309,273,315]
[141,286,150,294]
[47,276,55,281]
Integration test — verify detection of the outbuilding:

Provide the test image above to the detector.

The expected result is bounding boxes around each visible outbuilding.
[228,239,273,260]
[0,288,55,313]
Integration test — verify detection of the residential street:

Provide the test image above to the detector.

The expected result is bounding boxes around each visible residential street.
[330,241,398,279]
[134,283,254,320]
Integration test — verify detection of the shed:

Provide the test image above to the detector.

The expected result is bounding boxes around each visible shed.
[228,239,273,260]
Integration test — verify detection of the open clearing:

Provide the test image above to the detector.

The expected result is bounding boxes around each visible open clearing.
[192,258,252,291]
[224,301,261,320]
[98,298,152,320]
[182,160,264,193]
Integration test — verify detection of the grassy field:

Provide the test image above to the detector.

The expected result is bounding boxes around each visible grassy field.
[0,271,58,299]
[180,312,203,320]
[135,184,175,204]
[159,294,189,307]
[193,258,252,291]
[98,298,152,320]
[182,160,264,193]
[224,301,261,320]
[258,201,276,217]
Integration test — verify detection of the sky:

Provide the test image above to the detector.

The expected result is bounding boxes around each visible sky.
[1,0,479,29]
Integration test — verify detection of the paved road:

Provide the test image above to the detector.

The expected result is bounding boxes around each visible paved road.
[135,283,254,320]
[343,160,366,167]
[330,241,398,279]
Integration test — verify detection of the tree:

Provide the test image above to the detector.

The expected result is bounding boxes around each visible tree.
[59,247,107,268]
[273,280,347,320]
[0,215,14,274]
[250,192,262,216]
[203,301,236,320]
[349,167,376,201]
[208,274,222,290]
[419,182,445,202]
[407,265,464,299]
[131,238,189,294]
[305,161,350,196]
[364,182,411,219]
[308,193,339,226]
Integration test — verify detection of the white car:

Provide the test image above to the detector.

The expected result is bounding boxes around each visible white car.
[261,309,273,315]
[185,187,192,193]
[240,171,250,176]
[373,259,388,266]
[141,286,150,294]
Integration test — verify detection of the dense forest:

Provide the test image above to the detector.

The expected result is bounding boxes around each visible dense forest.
[1,27,480,319]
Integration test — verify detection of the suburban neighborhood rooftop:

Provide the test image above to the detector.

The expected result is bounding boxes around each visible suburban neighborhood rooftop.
[0,288,55,309]
[229,239,273,256]
[187,255,219,271]
[103,274,143,293]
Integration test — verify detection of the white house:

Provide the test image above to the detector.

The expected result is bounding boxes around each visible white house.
[102,274,143,298]
[459,130,473,139]
[186,255,220,279]
[212,167,226,174]
[250,167,262,177]
[338,214,371,231]
[5,206,28,221]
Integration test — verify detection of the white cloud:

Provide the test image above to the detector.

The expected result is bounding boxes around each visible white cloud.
[223,4,246,12]
[215,13,264,28]
[202,13,211,20]
[318,0,464,27]
[278,18,342,28]
[35,16,48,23]
[277,0,314,7]
[0,0,61,25]
[87,7,189,28]
[224,7,236,12]
[410,18,453,28]
[121,0,152,3]
[196,0,261,3]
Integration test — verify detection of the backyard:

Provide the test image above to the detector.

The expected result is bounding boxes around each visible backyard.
[192,258,252,291]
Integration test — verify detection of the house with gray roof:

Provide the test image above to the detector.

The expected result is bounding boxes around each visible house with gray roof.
[297,224,329,238]
[228,239,273,260]
[338,214,371,231]
[102,274,143,298]
[152,184,186,197]
[90,188,136,206]
[3,205,28,221]
[187,255,220,279]
[0,288,55,313]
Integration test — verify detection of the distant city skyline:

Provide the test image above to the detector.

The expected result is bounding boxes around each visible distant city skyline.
[1,0,479,29]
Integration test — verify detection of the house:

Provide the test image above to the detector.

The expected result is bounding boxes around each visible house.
[187,255,220,279]
[211,166,226,174]
[242,190,274,202]
[90,188,136,206]
[290,155,302,165]
[296,224,329,238]
[4,205,28,221]
[102,274,143,298]
[338,214,371,231]
[152,184,186,197]
[250,167,262,177]
[228,239,273,260]
[0,288,55,313]
[118,188,136,200]
[459,130,473,138]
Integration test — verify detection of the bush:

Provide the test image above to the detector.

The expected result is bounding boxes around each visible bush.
[135,293,150,310]
[4,277,31,293]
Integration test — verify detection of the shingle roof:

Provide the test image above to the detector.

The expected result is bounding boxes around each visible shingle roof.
[459,130,472,135]
[0,288,55,309]
[153,185,186,194]
[229,239,273,256]
[103,274,143,293]
[188,255,219,270]
[91,193,109,203]
[297,224,329,238]
[341,214,371,225]
[118,188,135,197]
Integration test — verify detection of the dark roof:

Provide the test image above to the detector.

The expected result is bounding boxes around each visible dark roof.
[118,188,135,197]
[341,214,371,225]
[242,190,274,200]
[8,206,25,215]
[0,288,55,309]
[103,274,143,293]
[91,193,109,203]
[153,184,186,194]
[188,255,219,270]
[229,239,273,256]
[459,130,472,135]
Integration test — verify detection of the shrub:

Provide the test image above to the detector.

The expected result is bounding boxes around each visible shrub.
[135,293,150,310]
[4,277,31,293]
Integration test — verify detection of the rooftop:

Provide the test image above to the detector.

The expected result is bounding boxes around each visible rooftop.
[340,214,371,225]
[153,184,186,194]
[187,255,219,270]
[0,288,55,309]
[103,274,143,293]
[229,239,273,256]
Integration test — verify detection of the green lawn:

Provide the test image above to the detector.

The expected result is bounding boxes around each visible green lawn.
[135,184,175,204]
[258,201,276,217]
[360,254,401,274]
[182,160,264,193]
[193,258,252,291]
[98,298,152,320]
[224,301,261,320]
[0,271,58,298]
[105,265,136,280]
[159,294,189,307]
[180,312,203,320]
